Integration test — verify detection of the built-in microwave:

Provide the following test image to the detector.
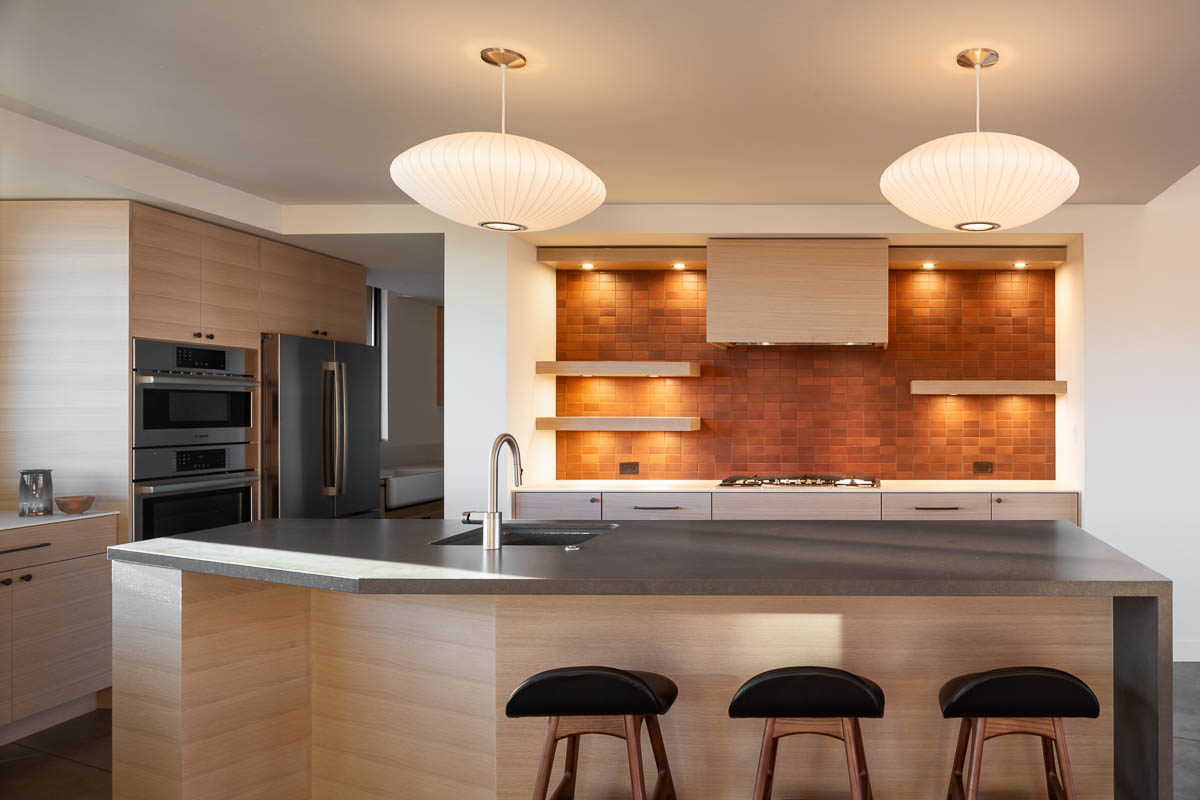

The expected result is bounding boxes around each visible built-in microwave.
[133,340,258,447]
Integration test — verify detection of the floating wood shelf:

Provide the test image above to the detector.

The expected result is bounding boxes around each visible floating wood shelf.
[535,417,702,432]
[536,361,701,377]
[537,246,707,271]
[889,246,1067,270]
[911,380,1068,395]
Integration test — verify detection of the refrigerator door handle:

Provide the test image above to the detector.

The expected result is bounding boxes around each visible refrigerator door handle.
[321,361,338,497]
[338,361,349,496]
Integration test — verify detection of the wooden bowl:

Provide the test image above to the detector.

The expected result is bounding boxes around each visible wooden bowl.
[54,495,95,514]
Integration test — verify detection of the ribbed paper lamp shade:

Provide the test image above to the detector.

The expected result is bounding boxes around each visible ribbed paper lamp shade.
[879,131,1079,231]
[390,131,606,232]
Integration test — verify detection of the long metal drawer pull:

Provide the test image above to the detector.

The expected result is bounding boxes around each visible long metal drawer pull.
[137,476,260,495]
[633,505,683,510]
[914,506,961,511]
[136,375,259,388]
[0,542,51,556]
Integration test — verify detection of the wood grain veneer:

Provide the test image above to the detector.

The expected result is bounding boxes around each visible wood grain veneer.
[706,239,888,345]
[536,417,701,432]
[11,554,111,719]
[882,492,992,521]
[601,491,711,520]
[0,514,116,572]
[200,222,260,348]
[536,361,701,377]
[260,239,366,343]
[910,380,1068,395]
[0,201,131,541]
[992,492,1080,525]
[130,202,203,343]
[311,593,496,800]
[712,492,882,520]
[512,492,603,520]
[0,574,10,725]
[495,595,1113,800]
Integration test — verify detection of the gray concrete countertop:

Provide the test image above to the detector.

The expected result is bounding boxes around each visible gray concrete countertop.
[108,518,1167,597]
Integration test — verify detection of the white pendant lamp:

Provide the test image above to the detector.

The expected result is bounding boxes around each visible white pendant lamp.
[390,48,606,232]
[880,48,1079,232]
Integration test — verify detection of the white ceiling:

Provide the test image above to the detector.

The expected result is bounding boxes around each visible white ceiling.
[3,0,1200,207]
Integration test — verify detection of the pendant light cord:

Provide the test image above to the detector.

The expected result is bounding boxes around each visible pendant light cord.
[975,63,981,133]
[500,63,507,134]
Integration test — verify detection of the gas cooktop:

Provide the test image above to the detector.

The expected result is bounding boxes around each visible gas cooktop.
[718,474,879,488]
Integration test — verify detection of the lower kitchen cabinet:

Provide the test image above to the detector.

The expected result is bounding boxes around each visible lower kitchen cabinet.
[991,492,1079,525]
[10,554,112,719]
[882,493,992,521]
[0,578,10,725]
[602,492,711,520]
[512,491,603,520]
[712,492,882,520]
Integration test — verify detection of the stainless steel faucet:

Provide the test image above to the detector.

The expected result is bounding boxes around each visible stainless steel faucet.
[462,433,523,550]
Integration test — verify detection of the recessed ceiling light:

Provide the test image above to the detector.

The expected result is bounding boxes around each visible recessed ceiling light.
[761,342,772,346]
[673,263,686,270]
[649,374,660,378]
[581,263,594,270]
[582,374,593,377]
[1014,261,1027,269]
[922,262,935,270]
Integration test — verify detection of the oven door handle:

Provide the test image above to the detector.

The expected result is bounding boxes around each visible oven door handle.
[136,375,260,388]
[136,475,260,496]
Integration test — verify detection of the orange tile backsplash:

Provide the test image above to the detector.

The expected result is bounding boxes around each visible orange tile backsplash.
[555,269,1056,480]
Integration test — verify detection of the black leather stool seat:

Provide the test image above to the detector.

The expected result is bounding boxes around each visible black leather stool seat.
[939,666,1100,719]
[505,666,678,718]
[728,666,885,719]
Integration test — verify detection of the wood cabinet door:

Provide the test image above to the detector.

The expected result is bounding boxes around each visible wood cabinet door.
[201,224,260,348]
[601,492,712,520]
[0,571,11,725]
[316,254,367,343]
[712,491,882,520]
[512,492,603,520]
[991,493,1080,525]
[130,203,203,343]
[11,554,112,720]
[882,493,992,520]
[260,240,320,338]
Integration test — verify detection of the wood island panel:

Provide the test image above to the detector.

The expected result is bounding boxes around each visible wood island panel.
[495,595,1113,800]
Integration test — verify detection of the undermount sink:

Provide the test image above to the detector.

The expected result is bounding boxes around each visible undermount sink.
[432,522,619,546]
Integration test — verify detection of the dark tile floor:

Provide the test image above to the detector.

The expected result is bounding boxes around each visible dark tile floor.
[0,666,1197,797]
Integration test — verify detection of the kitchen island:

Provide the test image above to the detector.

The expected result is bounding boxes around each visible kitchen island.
[108,518,1170,800]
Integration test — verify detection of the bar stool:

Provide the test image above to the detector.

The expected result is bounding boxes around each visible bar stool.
[506,666,679,800]
[728,666,885,800]
[939,666,1100,800]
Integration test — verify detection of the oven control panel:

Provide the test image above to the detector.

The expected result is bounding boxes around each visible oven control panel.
[175,346,227,371]
[175,448,228,472]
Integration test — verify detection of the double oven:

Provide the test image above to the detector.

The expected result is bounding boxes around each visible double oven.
[132,339,259,540]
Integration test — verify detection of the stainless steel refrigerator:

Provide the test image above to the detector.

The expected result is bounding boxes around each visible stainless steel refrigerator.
[262,333,380,518]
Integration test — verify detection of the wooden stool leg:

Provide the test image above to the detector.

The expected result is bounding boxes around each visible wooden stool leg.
[644,715,677,800]
[532,717,560,800]
[841,717,866,800]
[945,717,972,800]
[624,715,648,800]
[1040,735,1063,800]
[852,718,874,800]
[1052,718,1078,800]
[550,735,580,800]
[965,718,987,800]
[751,718,777,800]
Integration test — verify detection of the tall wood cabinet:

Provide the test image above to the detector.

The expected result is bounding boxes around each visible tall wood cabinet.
[132,204,367,348]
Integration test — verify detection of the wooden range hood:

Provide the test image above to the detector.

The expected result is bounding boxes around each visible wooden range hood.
[705,238,889,347]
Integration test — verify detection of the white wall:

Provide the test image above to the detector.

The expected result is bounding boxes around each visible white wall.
[505,238,558,488]
[380,296,443,467]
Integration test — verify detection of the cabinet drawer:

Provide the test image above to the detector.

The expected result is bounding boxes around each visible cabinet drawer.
[882,493,991,520]
[601,493,711,521]
[991,493,1079,524]
[11,554,112,719]
[0,515,117,573]
[712,492,881,520]
[512,492,602,521]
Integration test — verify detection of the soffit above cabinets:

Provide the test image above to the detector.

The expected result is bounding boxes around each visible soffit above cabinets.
[536,244,1067,271]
